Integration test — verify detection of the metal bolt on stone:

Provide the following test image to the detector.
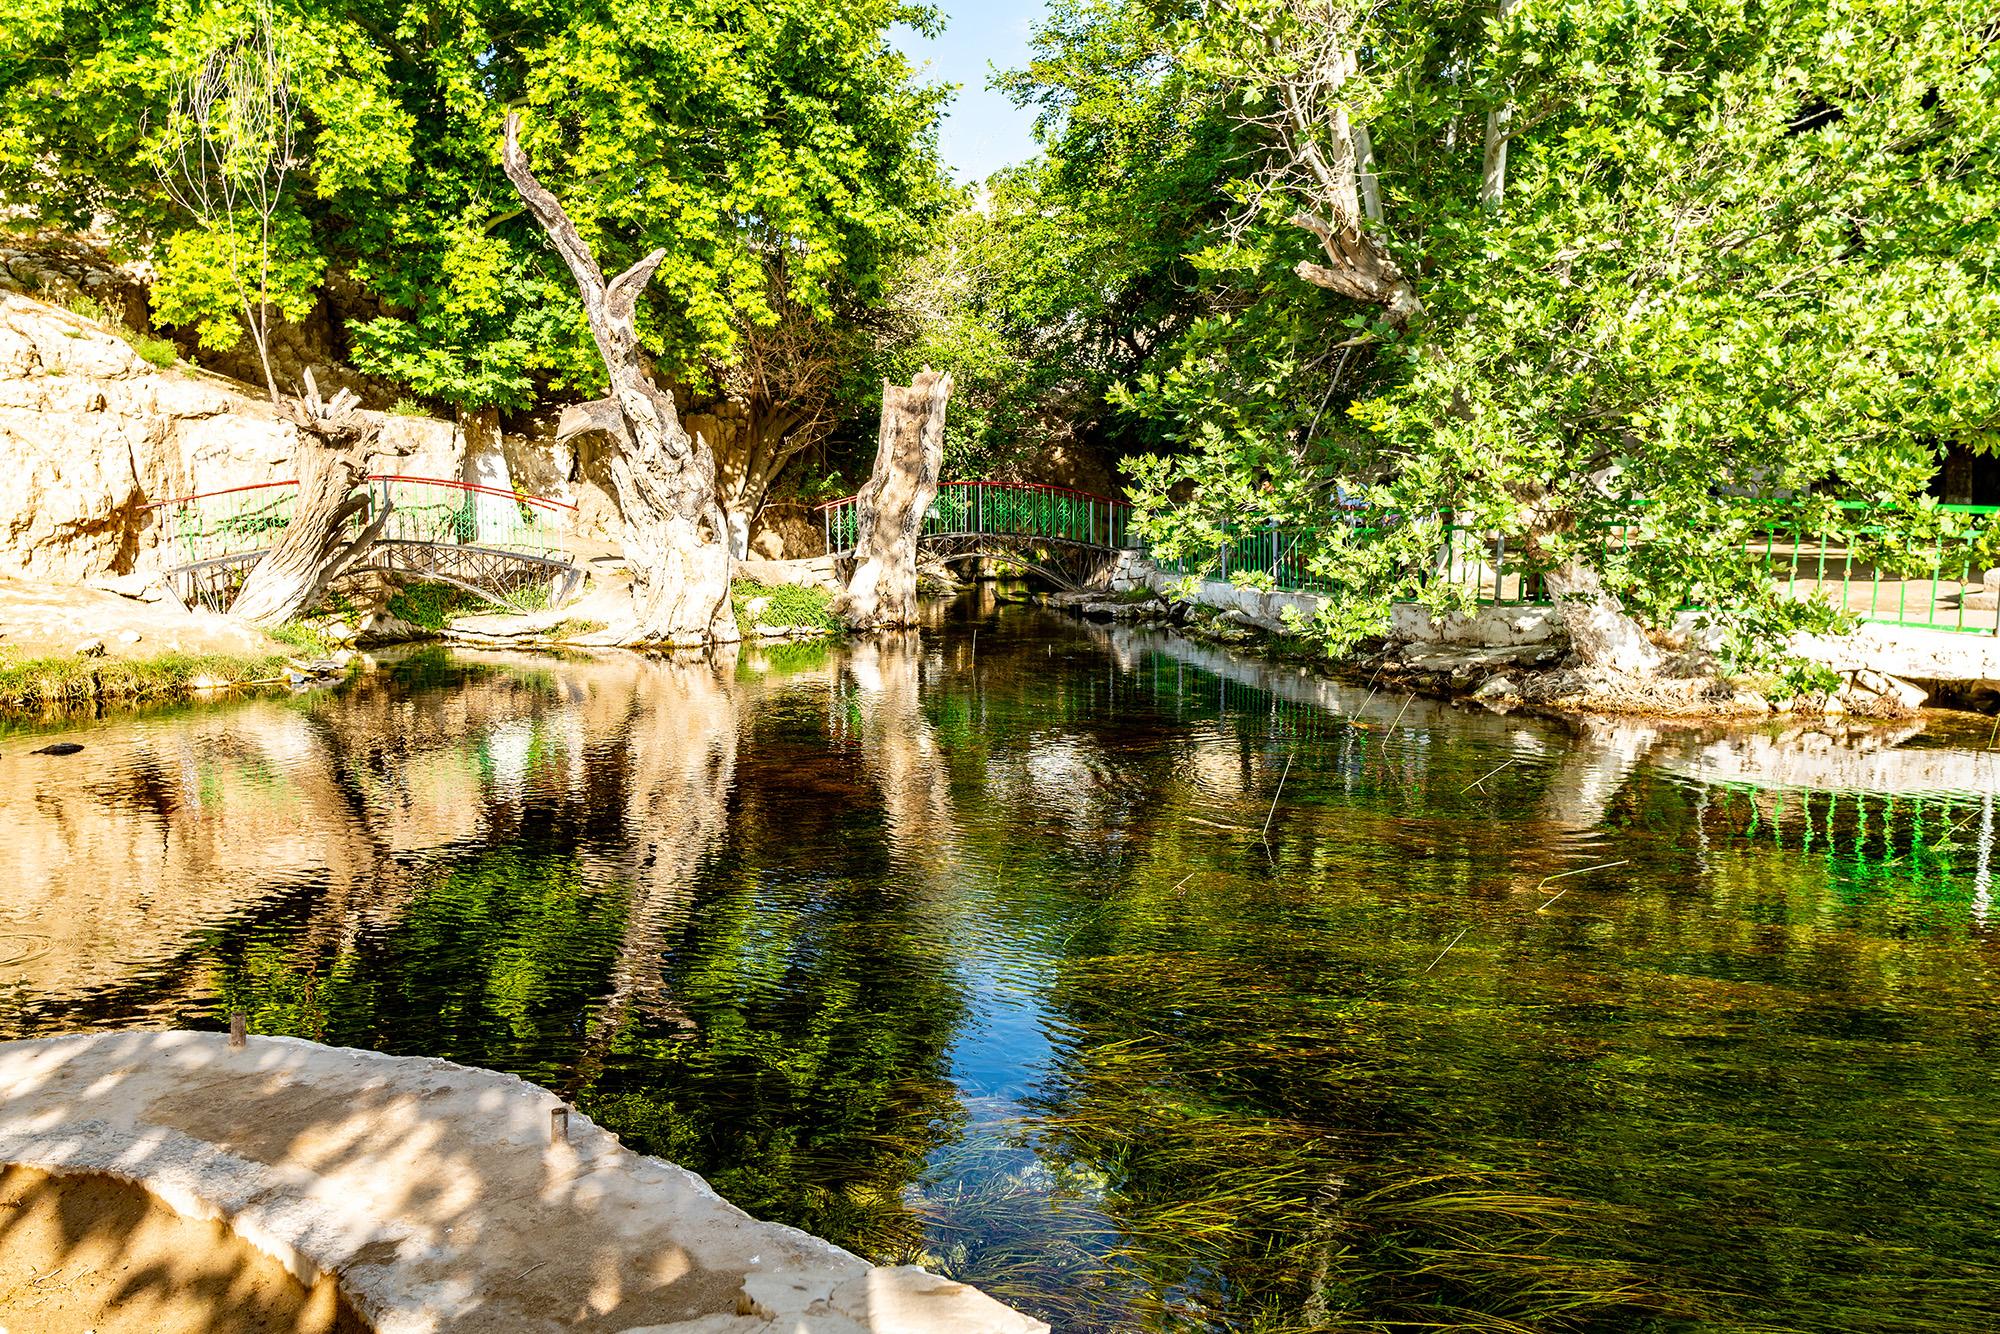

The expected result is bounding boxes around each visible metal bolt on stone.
[551,1106,569,1144]
[228,1011,246,1048]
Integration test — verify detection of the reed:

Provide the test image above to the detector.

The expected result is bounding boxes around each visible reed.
[0,650,290,708]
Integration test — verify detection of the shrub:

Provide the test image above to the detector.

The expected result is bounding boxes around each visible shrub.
[387,580,474,630]
[730,579,844,634]
[504,582,552,614]
[129,333,177,368]
[270,621,338,655]
[65,293,110,323]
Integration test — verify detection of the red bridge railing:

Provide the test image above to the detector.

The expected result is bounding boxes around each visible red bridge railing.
[151,475,575,569]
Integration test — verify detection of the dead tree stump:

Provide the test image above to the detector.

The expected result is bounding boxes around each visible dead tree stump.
[229,371,394,628]
[836,369,953,630]
[501,113,737,647]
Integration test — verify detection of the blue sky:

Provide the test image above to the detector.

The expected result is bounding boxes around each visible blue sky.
[893,3,1051,185]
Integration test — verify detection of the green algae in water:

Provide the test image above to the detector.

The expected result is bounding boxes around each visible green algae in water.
[4,612,1998,1332]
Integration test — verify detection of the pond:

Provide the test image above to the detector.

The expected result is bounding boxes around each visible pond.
[3,600,1997,1333]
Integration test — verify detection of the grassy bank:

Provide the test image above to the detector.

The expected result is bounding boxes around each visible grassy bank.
[0,650,293,709]
[731,579,844,635]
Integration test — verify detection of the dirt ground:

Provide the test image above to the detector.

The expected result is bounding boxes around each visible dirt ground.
[0,572,278,662]
[0,1167,369,1333]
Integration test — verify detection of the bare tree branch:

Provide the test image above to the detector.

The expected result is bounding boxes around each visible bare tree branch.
[154,0,294,402]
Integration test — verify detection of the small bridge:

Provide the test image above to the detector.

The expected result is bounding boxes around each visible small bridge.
[150,476,581,614]
[818,480,1138,590]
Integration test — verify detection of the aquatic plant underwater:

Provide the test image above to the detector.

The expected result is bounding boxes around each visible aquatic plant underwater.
[4,611,1996,1332]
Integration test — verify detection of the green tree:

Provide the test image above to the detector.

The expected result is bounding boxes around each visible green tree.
[1,0,949,417]
[1009,0,2000,670]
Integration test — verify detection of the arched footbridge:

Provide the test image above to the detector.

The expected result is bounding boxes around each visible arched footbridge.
[819,480,1139,589]
[151,476,582,614]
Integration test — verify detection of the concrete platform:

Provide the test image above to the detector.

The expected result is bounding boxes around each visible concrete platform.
[0,1031,1047,1334]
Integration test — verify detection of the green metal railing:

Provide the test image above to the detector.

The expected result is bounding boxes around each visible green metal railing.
[1150,502,2000,636]
[816,481,1995,634]
[819,480,1137,556]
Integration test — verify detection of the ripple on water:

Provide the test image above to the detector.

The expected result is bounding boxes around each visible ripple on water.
[3,621,1998,1332]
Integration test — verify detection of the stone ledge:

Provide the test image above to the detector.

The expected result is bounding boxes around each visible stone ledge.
[0,1031,1046,1334]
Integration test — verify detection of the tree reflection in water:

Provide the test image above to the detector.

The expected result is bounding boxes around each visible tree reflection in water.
[4,613,1998,1333]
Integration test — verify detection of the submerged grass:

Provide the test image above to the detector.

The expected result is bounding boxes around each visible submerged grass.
[0,650,291,708]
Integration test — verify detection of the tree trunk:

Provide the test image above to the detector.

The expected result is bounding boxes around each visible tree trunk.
[502,113,737,647]
[714,413,798,560]
[1540,559,1664,676]
[229,371,391,628]
[1518,522,1663,676]
[835,369,952,631]
[1480,0,1521,209]
[1278,42,1422,327]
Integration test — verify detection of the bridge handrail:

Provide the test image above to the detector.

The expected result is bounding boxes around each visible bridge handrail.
[141,479,299,511]
[819,479,1139,559]
[811,477,1128,511]
[144,474,578,514]
[367,474,578,514]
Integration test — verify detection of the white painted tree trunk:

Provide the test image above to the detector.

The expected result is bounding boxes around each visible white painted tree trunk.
[502,114,737,647]
[1539,555,1664,676]
[723,506,752,561]
[837,369,952,630]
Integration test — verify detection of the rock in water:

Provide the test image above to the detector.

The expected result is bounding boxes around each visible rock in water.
[32,742,84,755]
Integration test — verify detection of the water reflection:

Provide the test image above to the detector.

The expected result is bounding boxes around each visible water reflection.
[4,612,1998,1332]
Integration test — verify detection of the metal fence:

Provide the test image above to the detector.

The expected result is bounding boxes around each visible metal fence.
[1151,502,2000,636]
[150,475,575,568]
[820,480,1137,555]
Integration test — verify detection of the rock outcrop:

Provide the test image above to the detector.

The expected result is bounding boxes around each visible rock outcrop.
[0,293,464,582]
[1,289,836,587]
[0,1032,1048,1334]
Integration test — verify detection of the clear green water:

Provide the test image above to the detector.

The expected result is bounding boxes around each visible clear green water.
[3,603,1997,1332]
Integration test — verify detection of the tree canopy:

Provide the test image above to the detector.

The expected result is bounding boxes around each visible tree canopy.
[0,0,951,411]
[975,0,2000,658]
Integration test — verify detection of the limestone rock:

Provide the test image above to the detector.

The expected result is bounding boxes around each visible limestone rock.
[1853,667,1928,711]
[0,293,464,584]
[0,1032,1049,1334]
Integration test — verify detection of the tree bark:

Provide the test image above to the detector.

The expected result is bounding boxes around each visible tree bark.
[1276,40,1422,326]
[1480,0,1521,209]
[501,112,737,647]
[1518,521,1664,676]
[229,370,392,627]
[836,369,952,630]
[714,409,801,560]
